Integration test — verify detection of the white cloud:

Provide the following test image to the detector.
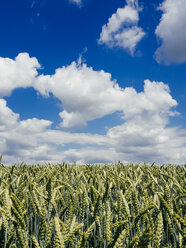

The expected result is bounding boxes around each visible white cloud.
[0,99,52,161]
[0,98,108,164]
[69,0,82,7]
[155,0,186,64]
[120,80,177,122]
[98,0,145,54]
[0,53,185,165]
[34,63,177,129]
[34,61,125,128]
[0,53,40,97]
[0,99,19,131]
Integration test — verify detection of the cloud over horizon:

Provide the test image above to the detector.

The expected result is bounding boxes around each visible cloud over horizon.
[0,53,185,165]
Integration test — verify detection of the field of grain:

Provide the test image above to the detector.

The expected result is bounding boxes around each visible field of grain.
[0,162,185,247]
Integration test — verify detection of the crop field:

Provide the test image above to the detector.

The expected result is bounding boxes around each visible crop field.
[0,162,185,247]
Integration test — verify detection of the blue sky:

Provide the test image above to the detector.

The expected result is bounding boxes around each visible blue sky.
[0,0,186,164]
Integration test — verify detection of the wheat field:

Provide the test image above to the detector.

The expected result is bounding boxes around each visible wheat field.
[0,162,185,247]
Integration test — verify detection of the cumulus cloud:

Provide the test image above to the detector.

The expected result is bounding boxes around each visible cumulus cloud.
[0,98,108,164]
[98,0,145,54]
[0,53,40,97]
[0,99,52,162]
[34,63,177,129]
[34,61,125,128]
[155,0,186,64]
[0,99,19,130]
[0,53,185,165]
[120,80,177,122]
